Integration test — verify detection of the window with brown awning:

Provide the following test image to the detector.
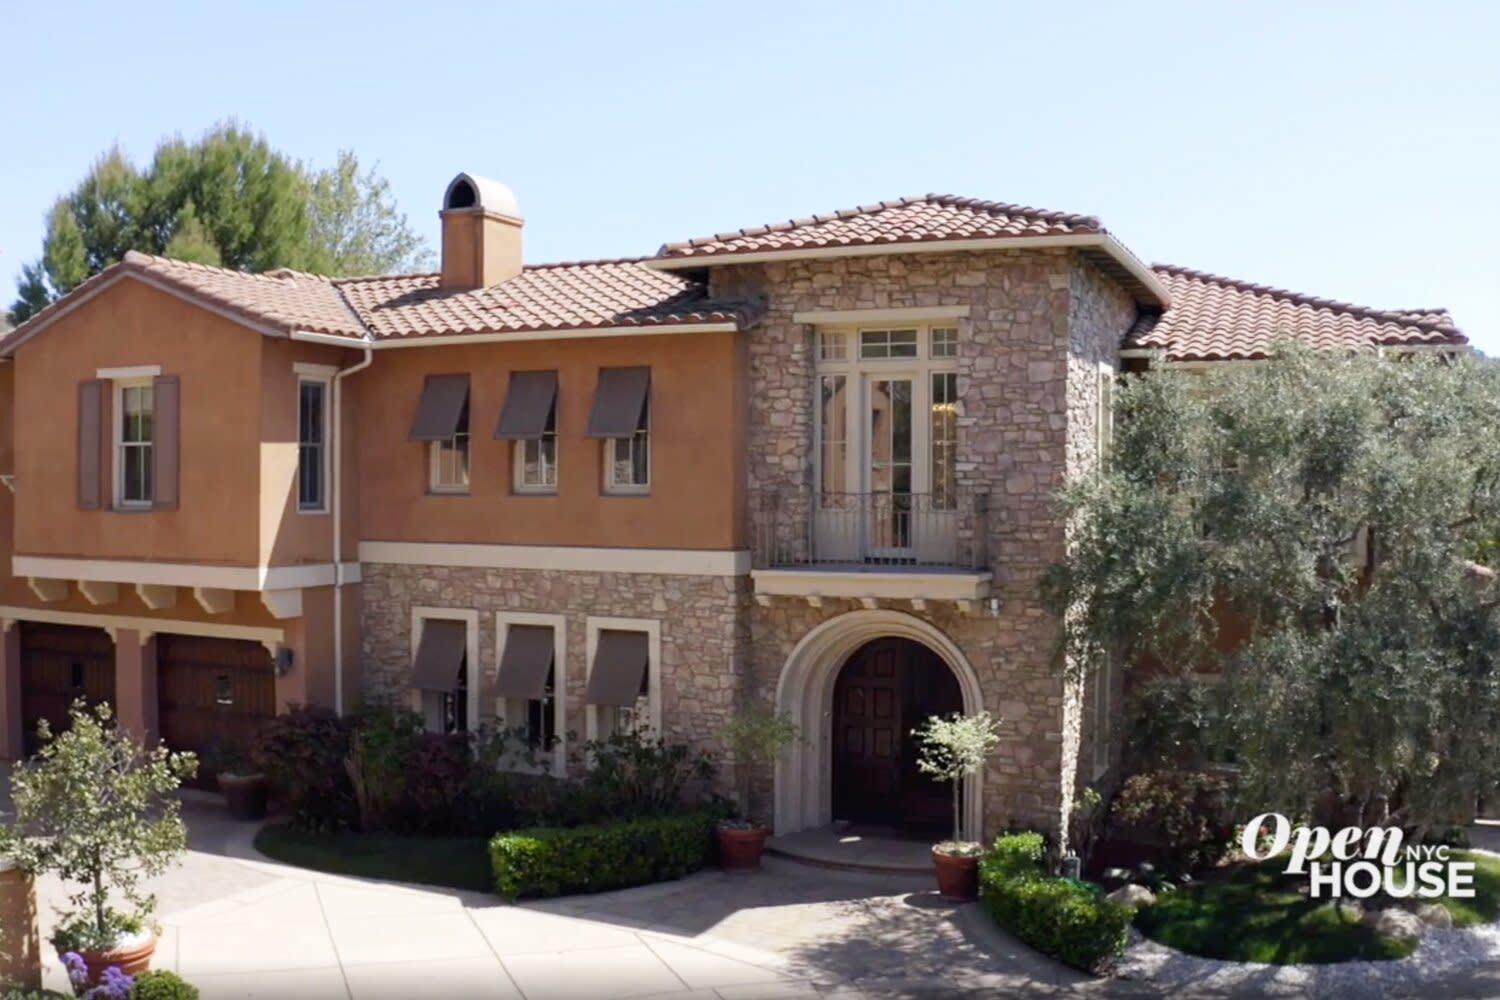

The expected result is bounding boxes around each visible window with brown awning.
[411,619,467,691]
[585,367,650,439]
[495,625,555,700]
[495,371,558,440]
[409,374,471,441]
[585,629,649,706]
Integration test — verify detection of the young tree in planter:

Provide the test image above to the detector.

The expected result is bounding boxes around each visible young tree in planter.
[1043,346,1500,838]
[716,708,799,869]
[0,701,196,976]
[915,710,1003,899]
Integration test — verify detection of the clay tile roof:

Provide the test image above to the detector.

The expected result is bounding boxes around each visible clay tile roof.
[1124,265,1468,362]
[656,194,1102,259]
[334,258,761,342]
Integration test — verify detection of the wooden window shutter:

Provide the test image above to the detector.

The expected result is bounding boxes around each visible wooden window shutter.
[77,379,105,509]
[152,375,180,510]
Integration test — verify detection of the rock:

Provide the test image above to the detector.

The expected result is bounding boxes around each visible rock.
[1106,884,1157,908]
[1417,903,1454,929]
[1363,907,1427,943]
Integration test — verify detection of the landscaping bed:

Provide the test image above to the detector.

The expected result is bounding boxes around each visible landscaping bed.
[254,823,493,892]
[1133,852,1500,964]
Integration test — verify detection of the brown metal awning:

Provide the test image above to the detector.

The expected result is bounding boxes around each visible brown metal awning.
[409,374,470,441]
[410,619,467,691]
[494,370,558,440]
[585,367,650,439]
[585,629,649,706]
[495,625,555,700]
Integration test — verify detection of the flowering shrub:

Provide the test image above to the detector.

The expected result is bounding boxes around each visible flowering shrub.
[1110,769,1234,873]
[62,953,132,999]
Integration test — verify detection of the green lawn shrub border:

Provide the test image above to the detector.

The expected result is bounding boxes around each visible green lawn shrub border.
[490,810,721,900]
[979,831,1134,973]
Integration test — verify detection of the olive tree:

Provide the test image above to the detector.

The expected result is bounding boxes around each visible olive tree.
[1043,345,1500,834]
[0,702,197,950]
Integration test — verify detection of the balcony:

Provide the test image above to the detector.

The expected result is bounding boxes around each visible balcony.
[750,490,993,606]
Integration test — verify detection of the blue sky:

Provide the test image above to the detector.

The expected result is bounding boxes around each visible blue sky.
[3,2,1496,353]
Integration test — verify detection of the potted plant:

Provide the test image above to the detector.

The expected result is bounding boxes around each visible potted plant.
[0,700,196,987]
[914,709,1003,901]
[204,736,269,821]
[716,707,800,870]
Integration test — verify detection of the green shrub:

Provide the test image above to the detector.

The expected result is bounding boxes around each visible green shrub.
[490,811,720,900]
[575,730,718,820]
[1110,769,1233,874]
[979,833,1133,973]
[129,970,200,1000]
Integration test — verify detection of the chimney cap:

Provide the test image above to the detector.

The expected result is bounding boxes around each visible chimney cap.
[442,172,521,220]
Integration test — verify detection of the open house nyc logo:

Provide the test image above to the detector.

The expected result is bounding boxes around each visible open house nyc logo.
[1240,813,1475,900]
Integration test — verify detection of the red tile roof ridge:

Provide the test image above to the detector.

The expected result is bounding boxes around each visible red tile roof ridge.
[1151,263,1461,334]
[659,193,1103,253]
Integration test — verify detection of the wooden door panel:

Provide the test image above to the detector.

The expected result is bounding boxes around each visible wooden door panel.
[20,624,115,756]
[157,635,275,787]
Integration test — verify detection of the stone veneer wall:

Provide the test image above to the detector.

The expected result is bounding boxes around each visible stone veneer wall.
[360,564,750,758]
[713,249,1137,844]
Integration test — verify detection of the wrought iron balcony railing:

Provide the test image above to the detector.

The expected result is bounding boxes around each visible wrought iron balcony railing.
[752,489,990,571]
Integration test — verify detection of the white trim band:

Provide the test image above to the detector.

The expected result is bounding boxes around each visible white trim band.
[12,556,362,591]
[0,605,284,645]
[751,568,992,601]
[96,365,162,380]
[359,540,750,577]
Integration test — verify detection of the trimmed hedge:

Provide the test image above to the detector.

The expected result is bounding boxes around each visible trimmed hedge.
[490,811,719,900]
[979,832,1134,973]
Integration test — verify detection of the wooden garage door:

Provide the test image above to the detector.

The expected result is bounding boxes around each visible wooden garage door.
[20,623,116,757]
[157,635,276,786]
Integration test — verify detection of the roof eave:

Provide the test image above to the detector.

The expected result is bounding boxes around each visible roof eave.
[295,320,744,351]
[643,233,1170,308]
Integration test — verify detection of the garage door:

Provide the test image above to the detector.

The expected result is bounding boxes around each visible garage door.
[20,623,116,756]
[157,635,277,787]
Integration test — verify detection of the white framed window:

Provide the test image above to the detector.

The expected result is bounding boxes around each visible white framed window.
[410,607,481,735]
[818,330,848,362]
[584,616,661,742]
[930,327,958,359]
[494,612,567,777]
[115,380,154,508]
[813,322,959,509]
[429,401,471,494]
[604,395,650,494]
[297,377,330,512]
[858,328,919,359]
[513,400,558,494]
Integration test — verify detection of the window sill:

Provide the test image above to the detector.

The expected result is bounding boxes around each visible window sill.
[297,506,330,516]
[602,488,652,498]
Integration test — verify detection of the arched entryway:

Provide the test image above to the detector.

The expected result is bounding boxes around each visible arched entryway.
[774,610,984,836]
[832,637,963,831]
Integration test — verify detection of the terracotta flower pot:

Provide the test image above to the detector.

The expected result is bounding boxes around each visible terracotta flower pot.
[932,848,980,901]
[717,825,770,870]
[218,773,269,821]
[72,928,157,986]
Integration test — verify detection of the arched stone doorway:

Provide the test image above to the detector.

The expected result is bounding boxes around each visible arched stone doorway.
[832,637,963,831]
[773,610,984,836]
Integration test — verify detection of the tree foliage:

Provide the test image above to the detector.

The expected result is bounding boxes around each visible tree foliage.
[0,702,196,950]
[11,123,432,321]
[1043,346,1500,833]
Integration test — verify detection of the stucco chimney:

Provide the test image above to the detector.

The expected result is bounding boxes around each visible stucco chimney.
[439,173,523,290]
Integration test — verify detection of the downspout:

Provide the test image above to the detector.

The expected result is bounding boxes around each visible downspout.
[330,347,373,714]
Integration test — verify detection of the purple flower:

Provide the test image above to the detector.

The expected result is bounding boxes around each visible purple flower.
[87,965,135,1000]
[62,951,89,990]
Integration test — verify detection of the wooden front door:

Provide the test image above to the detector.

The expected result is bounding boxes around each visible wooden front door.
[157,635,276,787]
[832,637,964,830]
[20,623,116,756]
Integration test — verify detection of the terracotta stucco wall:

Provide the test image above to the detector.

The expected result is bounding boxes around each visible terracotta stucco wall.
[12,280,263,565]
[354,332,745,550]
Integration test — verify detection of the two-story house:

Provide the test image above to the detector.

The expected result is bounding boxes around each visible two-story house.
[0,175,1467,840]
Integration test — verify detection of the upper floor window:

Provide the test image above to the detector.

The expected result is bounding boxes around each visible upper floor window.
[930,327,958,359]
[297,378,329,512]
[408,374,471,495]
[497,370,559,495]
[859,329,918,359]
[585,366,651,495]
[116,381,154,508]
